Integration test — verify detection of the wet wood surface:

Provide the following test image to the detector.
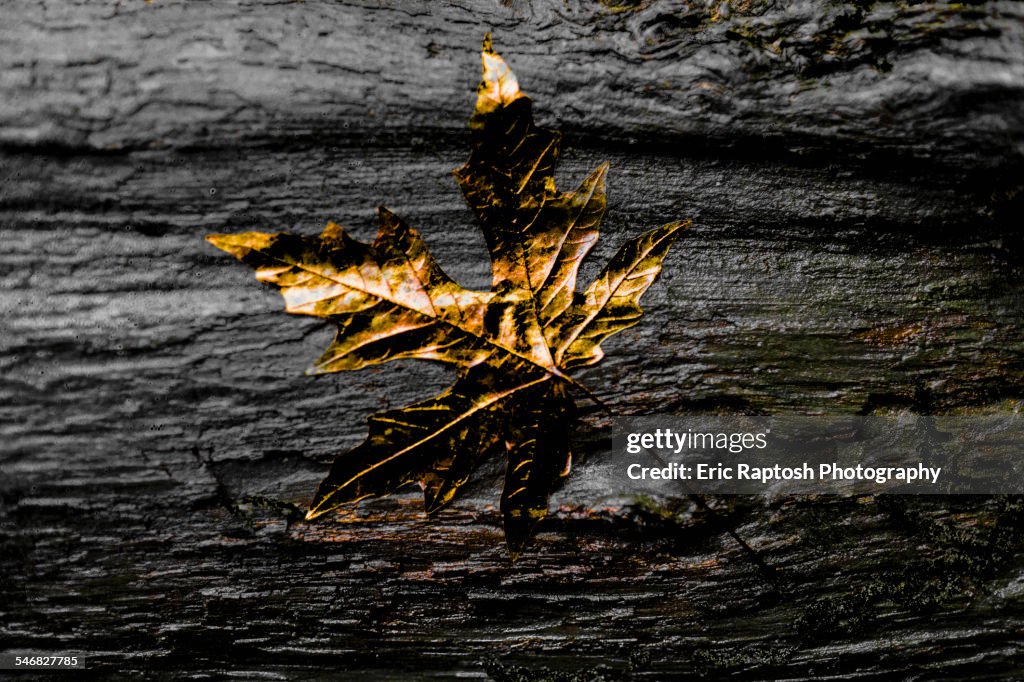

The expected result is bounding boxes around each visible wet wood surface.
[2,1,1023,679]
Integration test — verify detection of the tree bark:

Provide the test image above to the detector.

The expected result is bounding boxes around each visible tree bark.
[2,1,1023,679]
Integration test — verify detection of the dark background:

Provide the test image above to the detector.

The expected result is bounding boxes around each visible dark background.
[2,1,1023,679]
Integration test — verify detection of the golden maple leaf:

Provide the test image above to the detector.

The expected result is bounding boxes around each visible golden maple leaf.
[207,35,690,559]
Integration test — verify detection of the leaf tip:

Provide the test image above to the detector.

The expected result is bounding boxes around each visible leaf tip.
[502,509,544,562]
[205,232,275,260]
[375,205,407,245]
[306,483,336,521]
[664,218,693,241]
[422,495,444,517]
[504,533,527,563]
[477,34,521,112]
[321,221,346,241]
[306,490,339,521]
[205,232,236,253]
[377,205,397,224]
[647,218,693,247]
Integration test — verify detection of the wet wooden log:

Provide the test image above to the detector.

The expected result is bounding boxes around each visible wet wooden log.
[2,1,1023,678]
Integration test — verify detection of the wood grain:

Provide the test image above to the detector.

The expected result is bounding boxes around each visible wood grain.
[2,1,1023,678]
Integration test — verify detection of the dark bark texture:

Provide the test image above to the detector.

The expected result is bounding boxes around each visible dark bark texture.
[2,1,1024,679]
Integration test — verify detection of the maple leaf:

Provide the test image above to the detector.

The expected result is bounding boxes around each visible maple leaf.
[206,35,690,559]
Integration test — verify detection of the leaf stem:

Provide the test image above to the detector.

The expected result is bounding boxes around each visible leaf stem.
[553,371,614,416]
